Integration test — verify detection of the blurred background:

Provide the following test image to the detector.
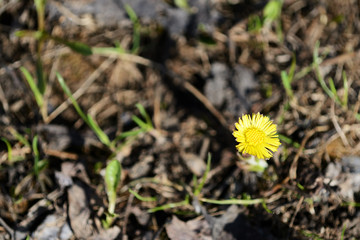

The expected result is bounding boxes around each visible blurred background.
[0,0,360,239]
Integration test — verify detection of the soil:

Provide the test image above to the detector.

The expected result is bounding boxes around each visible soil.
[1,0,360,239]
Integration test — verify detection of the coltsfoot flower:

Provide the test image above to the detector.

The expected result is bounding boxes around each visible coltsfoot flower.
[233,113,280,159]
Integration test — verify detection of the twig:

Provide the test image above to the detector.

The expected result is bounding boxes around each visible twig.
[289,195,304,228]
[289,125,328,179]
[45,57,116,123]
[0,217,14,239]
[330,102,350,147]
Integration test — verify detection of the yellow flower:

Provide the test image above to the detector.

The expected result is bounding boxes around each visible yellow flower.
[233,113,280,159]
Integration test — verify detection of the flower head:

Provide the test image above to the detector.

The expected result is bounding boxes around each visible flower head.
[233,113,280,159]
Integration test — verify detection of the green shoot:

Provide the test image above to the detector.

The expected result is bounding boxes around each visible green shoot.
[105,159,122,215]
[20,66,47,120]
[20,67,44,108]
[300,230,324,240]
[129,189,157,202]
[313,41,339,104]
[9,128,30,147]
[124,4,140,54]
[342,71,349,109]
[340,223,346,240]
[174,0,192,12]
[56,72,111,146]
[34,0,47,95]
[134,103,153,130]
[148,195,190,213]
[193,153,211,197]
[264,0,282,23]
[199,197,264,205]
[341,201,360,207]
[248,15,263,33]
[1,137,12,163]
[279,134,300,148]
[113,103,153,142]
[296,182,305,190]
[313,42,350,108]
[32,135,40,178]
[34,0,46,32]
[281,55,296,98]
[50,35,93,56]
[263,0,283,41]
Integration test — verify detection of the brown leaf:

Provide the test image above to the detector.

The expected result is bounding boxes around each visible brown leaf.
[165,216,197,240]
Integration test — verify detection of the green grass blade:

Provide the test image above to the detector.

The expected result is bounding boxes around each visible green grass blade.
[281,71,293,98]
[116,129,144,140]
[135,103,153,128]
[200,197,264,205]
[20,67,43,108]
[1,137,12,162]
[124,4,140,53]
[63,41,93,56]
[148,195,189,213]
[36,59,46,94]
[56,72,88,123]
[129,189,156,202]
[87,114,111,146]
[313,41,340,104]
[34,0,46,31]
[57,73,111,146]
[340,223,346,240]
[288,54,296,82]
[132,115,148,130]
[328,78,341,105]
[10,129,30,147]
[342,71,348,109]
[32,135,40,178]
[264,0,282,23]
[194,153,211,196]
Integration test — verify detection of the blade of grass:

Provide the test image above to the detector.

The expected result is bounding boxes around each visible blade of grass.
[10,129,30,147]
[56,73,110,146]
[20,67,43,108]
[135,103,153,128]
[87,114,110,146]
[199,197,264,205]
[313,41,342,106]
[124,4,140,53]
[342,71,348,109]
[194,153,211,196]
[129,189,156,202]
[148,195,189,213]
[56,73,88,122]
[1,137,12,162]
[281,71,293,98]
[132,115,148,130]
[32,135,40,178]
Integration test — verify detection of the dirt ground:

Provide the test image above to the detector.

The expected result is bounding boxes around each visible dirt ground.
[1,0,360,239]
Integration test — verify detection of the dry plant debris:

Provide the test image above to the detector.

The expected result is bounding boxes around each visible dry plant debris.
[1,0,360,239]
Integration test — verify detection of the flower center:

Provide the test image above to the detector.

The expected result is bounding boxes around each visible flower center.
[245,127,265,146]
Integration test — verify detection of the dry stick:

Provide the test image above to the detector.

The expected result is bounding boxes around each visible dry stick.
[320,51,358,67]
[45,57,116,123]
[184,82,228,128]
[0,82,9,113]
[48,0,96,28]
[289,195,304,228]
[330,102,350,147]
[0,217,14,239]
[122,184,138,240]
[289,126,321,180]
